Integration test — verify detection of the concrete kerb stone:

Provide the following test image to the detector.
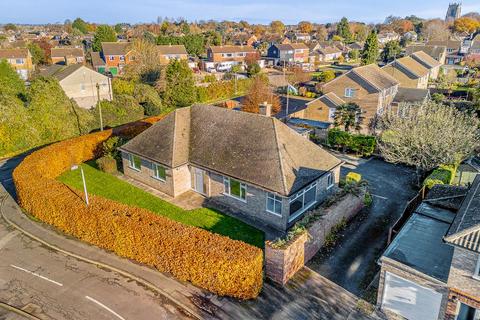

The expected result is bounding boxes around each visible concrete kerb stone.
[0,301,41,320]
[0,188,205,320]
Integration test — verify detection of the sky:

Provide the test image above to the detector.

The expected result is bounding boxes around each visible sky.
[1,0,480,25]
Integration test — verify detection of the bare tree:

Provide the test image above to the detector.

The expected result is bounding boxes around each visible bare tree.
[123,39,163,85]
[422,19,450,41]
[378,101,479,185]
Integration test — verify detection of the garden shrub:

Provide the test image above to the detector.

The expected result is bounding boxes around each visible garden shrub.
[327,129,376,156]
[346,172,362,184]
[96,156,117,174]
[13,116,263,299]
[423,164,458,189]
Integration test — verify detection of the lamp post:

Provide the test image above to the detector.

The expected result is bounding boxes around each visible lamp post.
[71,165,89,206]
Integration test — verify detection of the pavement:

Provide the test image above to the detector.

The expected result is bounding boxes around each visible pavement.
[0,154,384,320]
[307,158,418,297]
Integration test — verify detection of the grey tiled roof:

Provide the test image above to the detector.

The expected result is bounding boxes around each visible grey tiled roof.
[120,105,341,196]
[445,175,480,252]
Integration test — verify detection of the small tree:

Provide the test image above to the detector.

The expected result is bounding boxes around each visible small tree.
[336,17,352,43]
[379,101,479,185]
[348,49,360,61]
[242,77,281,114]
[381,40,401,63]
[361,30,379,65]
[27,42,46,65]
[123,39,162,84]
[333,103,364,132]
[72,18,88,34]
[92,25,117,52]
[317,70,335,83]
[163,59,196,108]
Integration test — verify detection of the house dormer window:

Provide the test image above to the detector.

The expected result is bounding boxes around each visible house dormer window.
[345,88,355,98]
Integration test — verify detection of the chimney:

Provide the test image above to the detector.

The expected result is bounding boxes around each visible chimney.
[259,101,272,117]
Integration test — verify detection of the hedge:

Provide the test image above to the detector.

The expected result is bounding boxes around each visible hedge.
[327,129,376,157]
[13,117,263,299]
[423,164,458,189]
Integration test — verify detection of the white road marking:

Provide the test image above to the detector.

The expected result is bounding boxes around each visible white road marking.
[371,194,388,200]
[85,296,125,320]
[10,264,63,287]
[0,231,19,250]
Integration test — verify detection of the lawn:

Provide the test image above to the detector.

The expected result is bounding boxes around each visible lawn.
[58,161,264,248]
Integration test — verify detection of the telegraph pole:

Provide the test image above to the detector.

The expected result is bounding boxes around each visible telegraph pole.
[96,83,103,131]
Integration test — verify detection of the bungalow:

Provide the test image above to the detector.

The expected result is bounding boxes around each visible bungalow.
[382,56,430,89]
[157,44,188,65]
[50,47,85,65]
[41,64,112,109]
[0,48,33,80]
[267,43,310,66]
[321,64,399,130]
[119,104,342,232]
[101,42,135,76]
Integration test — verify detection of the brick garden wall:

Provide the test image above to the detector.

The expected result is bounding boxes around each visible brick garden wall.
[265,192,364,285]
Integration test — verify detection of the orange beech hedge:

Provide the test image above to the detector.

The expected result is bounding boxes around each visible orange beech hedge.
[13,118,263,299]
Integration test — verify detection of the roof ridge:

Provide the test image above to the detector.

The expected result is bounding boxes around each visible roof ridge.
[351,66,381,92]
[171,109,178,166]
[272,119,288,195]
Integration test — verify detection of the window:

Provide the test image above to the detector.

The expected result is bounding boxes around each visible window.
[15,58,24,64]
[457,302,480,320]
[109,56,115,61]
[119,56,125,61]
[80,83,85,92]
[223,177,246,201]
[237,52,245,57]
[289,183,317,221]
[153,164,166,181]
[345,88,355,98]
[328,108,336,121]
[327,173,334,189]
[266,193,282,215]
[128,154,141,171]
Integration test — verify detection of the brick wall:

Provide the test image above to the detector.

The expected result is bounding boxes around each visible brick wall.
[445,288,480,320]
[447,247,480,298]
[265,191,364,285]
[377,260,449,320]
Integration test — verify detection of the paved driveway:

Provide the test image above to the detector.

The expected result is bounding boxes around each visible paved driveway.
[307,158,418,296]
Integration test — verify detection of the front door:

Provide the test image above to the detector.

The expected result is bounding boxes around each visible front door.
[194,168,206,195]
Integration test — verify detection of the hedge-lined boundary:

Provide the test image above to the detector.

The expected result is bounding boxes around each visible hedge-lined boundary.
[13,117,263,299]
[327,129,376,157]
[423,164,458,189]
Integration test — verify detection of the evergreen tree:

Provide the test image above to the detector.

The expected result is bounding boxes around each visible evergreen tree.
[92,25,117,52]
[163,59,196,108]
[361,30,379,65]
[381,40,401,63]
[336,17,352,42]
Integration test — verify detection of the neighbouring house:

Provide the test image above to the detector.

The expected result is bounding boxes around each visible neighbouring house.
[427,40,462,65]
[0,48,34,80]
[378,176,480,320]
[267,43,310,66]
[382,56,430,89]
[157,44,188,65]
[316,46,343,62]
[320,64,399,130]
[378,31,400,45]
[100,42,135,76]
[291,92,345,124]
[40,64,112,109]
[50,47,85,65]
[206,45,258,71]
[403,31,418,42]
[410,51,442,80]
[293,33,312,41]
[119,104,342,232]
[406,45,447,65]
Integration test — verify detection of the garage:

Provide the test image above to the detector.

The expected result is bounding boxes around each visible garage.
[381,272,443,320]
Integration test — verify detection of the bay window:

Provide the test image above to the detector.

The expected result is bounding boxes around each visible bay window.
[223,177,246,201]
[289,182,317,221]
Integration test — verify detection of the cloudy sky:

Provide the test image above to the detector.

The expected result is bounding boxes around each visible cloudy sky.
[1,0,480,25]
